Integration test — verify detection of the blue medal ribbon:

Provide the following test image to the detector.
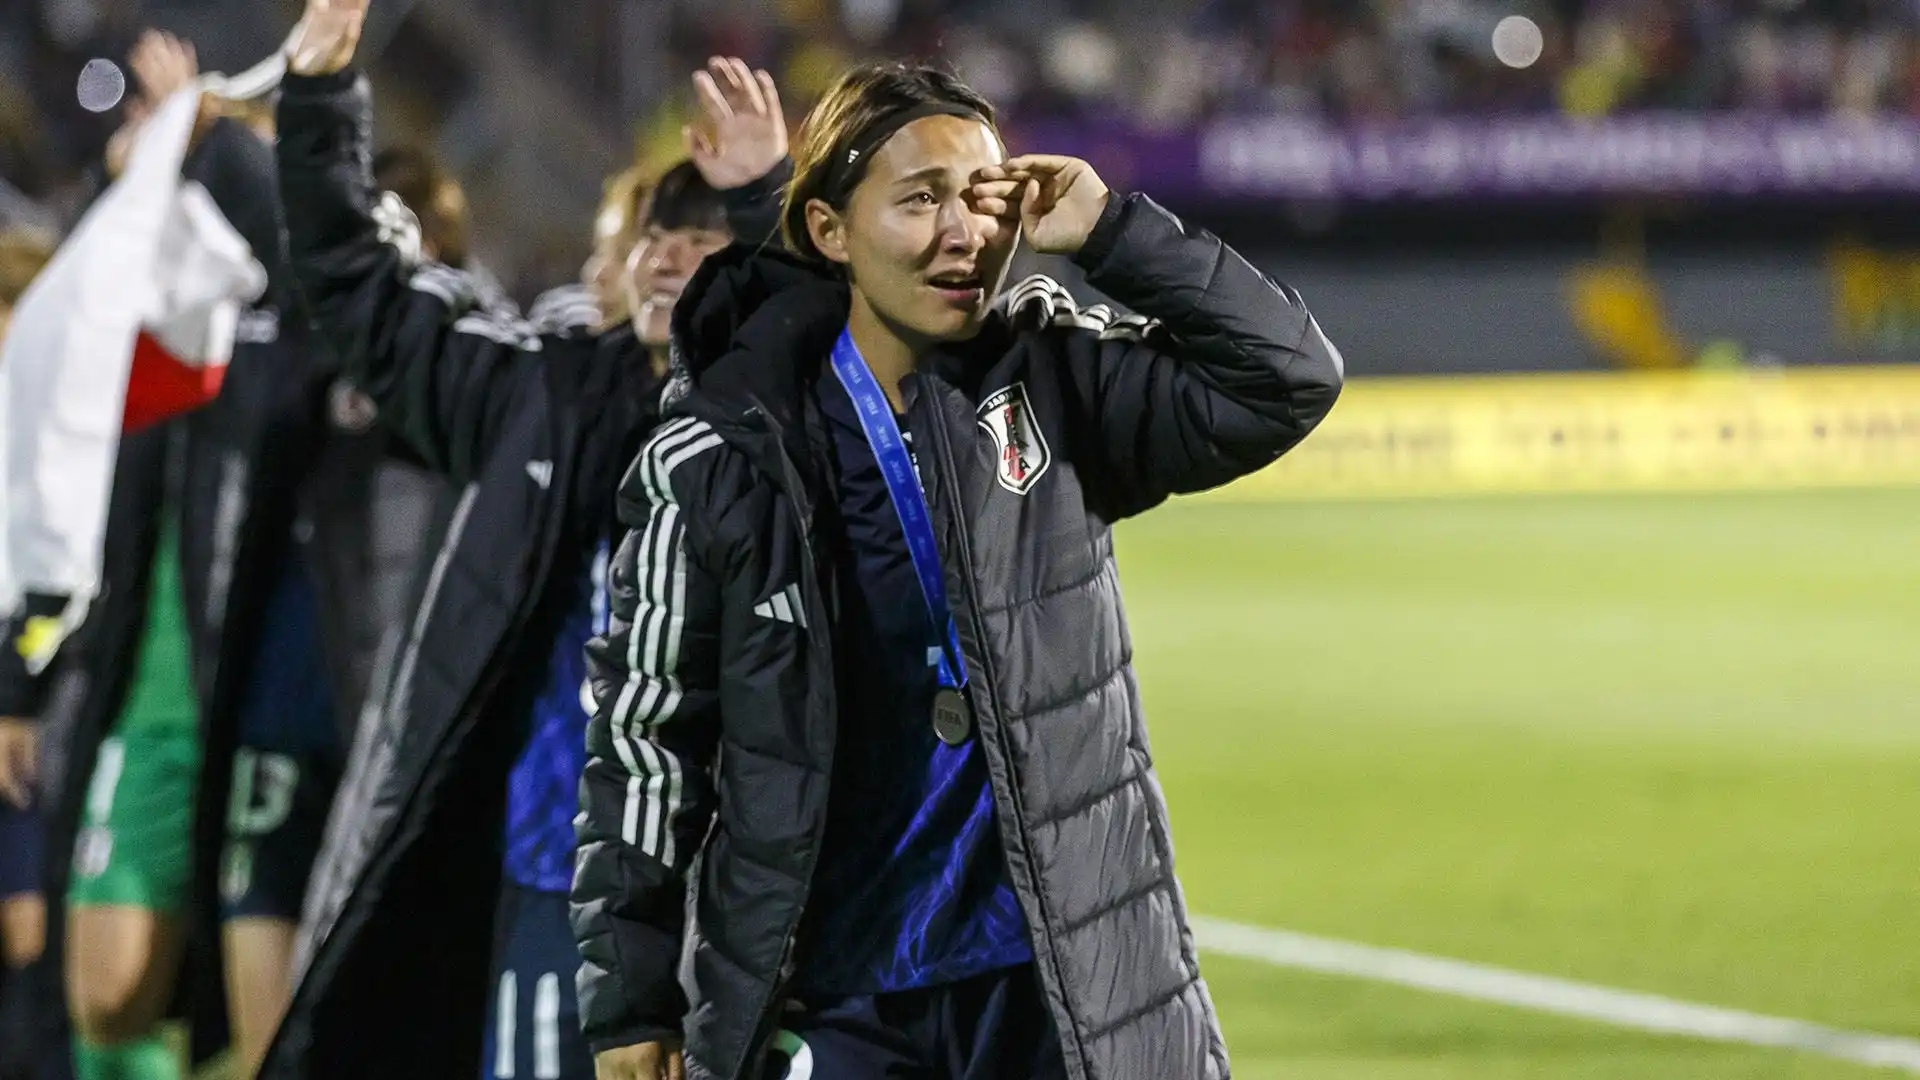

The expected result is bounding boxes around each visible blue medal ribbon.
[829,328,968,693]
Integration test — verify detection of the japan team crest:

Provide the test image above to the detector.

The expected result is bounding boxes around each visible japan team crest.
[977,382,1051,495]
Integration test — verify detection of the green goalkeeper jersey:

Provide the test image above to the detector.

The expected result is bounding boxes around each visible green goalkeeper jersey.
[116,510,197,736]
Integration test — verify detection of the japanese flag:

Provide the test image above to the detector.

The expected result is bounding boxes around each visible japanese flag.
[0,86,266,641]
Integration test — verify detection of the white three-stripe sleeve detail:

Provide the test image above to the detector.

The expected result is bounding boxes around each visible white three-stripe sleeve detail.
[605,514,653,779]
[620,774,643,848]
[603,417,713,870]
[533,973,561,1080]
[640,418,703,503]
[494,972,517,1078]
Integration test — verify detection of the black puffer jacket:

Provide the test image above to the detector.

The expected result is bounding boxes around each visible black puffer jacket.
[259,69,787,1080]
[0,117,434,1066]
[572,193,1344,1079]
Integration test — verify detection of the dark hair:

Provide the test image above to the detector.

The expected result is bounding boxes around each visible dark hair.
[644,161,728,235]
[373,145,471,268]
[781,61,996,265]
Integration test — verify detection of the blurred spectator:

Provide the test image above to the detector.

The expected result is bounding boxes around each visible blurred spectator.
[372,145,474,271]
[0,82,57,201]
[0,226,56,344]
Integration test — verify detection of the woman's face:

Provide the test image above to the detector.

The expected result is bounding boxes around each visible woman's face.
[583,202,637,331]
[624,222,731,347]
[822,115,1018,348]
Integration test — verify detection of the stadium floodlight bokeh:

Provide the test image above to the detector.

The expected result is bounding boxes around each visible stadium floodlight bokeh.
[74,59,124,113]
[1492,15,1544,70]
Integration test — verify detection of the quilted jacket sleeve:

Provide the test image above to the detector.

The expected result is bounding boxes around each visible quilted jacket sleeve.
[571,418,726,1054]
[1052,192,1345,519]
[719,158,793,249]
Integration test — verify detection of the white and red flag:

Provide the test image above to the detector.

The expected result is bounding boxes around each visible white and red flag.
[0,85,267,647]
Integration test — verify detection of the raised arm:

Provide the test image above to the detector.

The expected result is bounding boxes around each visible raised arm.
[976,155,1344,519]
[684,56,793,247]
[275,0,540,482]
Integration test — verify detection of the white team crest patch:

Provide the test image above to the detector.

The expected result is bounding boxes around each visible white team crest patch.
[328,380,379,432]
[977,382,1051,495]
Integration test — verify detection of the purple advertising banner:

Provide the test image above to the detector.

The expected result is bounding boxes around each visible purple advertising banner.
[1011,114,1920,200]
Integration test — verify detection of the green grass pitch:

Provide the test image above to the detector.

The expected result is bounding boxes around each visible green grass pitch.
[1115,489,1920,1079]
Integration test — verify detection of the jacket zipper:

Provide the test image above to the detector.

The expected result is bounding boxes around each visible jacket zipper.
[917,391,1085,1075]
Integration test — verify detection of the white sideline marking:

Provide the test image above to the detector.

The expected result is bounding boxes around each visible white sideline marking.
[1193,916,1920,1073]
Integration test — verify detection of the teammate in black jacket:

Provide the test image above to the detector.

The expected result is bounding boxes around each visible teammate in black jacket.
[260,5,789,1077]
[574,60,1343,1080]
[0,31,437,1080]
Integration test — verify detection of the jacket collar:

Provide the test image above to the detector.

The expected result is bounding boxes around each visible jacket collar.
[667,244,1013,435]
[666,243,845,435]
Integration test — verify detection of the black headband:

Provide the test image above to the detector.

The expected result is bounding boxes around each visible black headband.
[819,102,986,207]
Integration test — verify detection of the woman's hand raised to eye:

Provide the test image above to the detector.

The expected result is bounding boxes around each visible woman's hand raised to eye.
[970,155,1110,257]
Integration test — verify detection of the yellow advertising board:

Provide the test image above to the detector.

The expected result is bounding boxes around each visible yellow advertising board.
[1208,366,1920,501]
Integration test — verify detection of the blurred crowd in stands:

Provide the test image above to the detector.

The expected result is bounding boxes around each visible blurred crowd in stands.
[446,0,1920,230]
[635,0,1920,132]
[6,0,1920,293]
